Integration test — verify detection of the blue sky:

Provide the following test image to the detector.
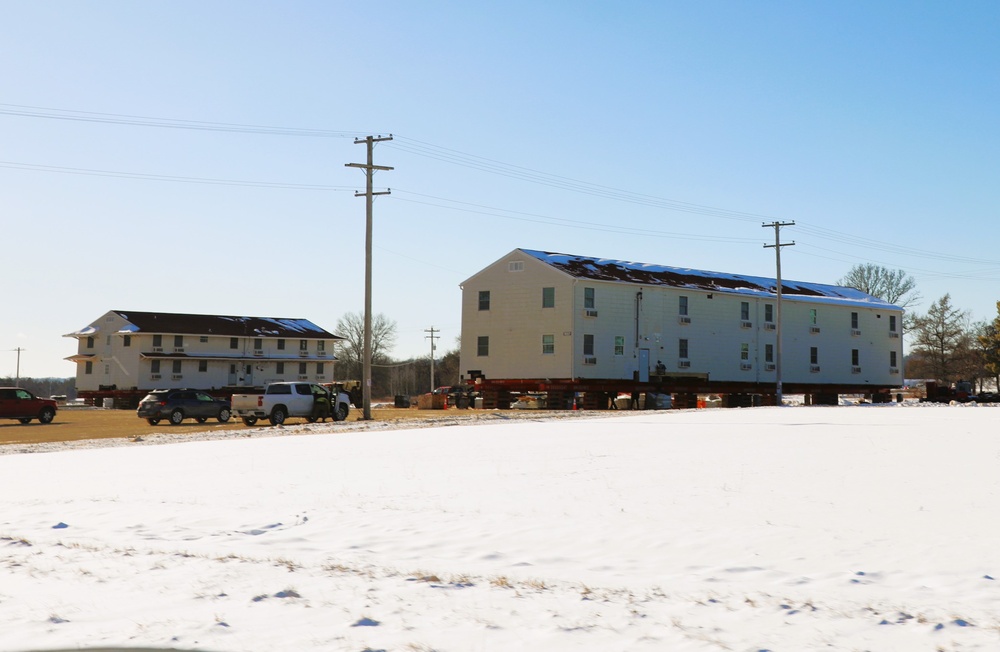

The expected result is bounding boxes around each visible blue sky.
[2,1,998,378]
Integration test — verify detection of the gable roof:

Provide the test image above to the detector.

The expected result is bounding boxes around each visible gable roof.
[67,311,342,339]
[519,249,900,310]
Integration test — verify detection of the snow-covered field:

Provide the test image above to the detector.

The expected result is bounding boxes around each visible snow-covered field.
[2,404,999,652]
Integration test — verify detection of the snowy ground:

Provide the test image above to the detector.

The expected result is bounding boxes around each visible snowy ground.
[2,403,1000,652]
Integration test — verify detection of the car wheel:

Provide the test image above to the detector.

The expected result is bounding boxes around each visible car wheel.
[306,416,317,423]
[218,408,231,423]
[334,403,349,422]
[169,409,184,425]
[147,418,160,426]
[242,416,258,426]
[269,406,287,426]
[196,417,208,423]
[18,418,32,424]
[38,407,56,424]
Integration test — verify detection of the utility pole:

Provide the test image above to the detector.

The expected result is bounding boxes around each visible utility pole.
[425,327,439,392]
[763,221,794,406]
[346,135,393,420]
[12,347,24,386]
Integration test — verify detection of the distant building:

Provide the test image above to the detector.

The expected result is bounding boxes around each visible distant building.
[65,310,344,393]
[460,249,903,393]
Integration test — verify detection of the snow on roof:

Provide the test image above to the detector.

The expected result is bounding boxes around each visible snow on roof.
[62,325,99,337]
[110,311,341,338]
[521,249,900,310]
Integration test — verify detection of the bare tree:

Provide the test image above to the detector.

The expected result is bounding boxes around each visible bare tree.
[907,294,971,382]
[334,312,398,380]
[838,264,920,308]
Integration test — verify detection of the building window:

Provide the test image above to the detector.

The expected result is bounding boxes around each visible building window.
[614,336,625,356]
[276,362,285,374]
[852,349,860,366]
[151,360,160,373]
[152,334,162,348]
[583,334,595,356]
[317,340,325,352]
[200,336,208,343]
[542,287,555,308]
[477,336,489,356]
[479,290,491,311]
[277,339,285,350]
[679,296,689,316]
[123,335,131,347]
[809,309,818,325]
[679,338,689,359]
[584,287,595,309]
[889,315,897,332]
[765,343,774,363]
[254,338,263,350]
[230,337,239,349]
[299,339,308,351]
[890,351,898,367]
[172,360,182,374]
[174,335,183,348]
[764,304,774,323]
[508,261,524,272]
[85,361,93,374]
[542,334,554,354]
[198,360,208,372]
[85,336,94,349]
[740,343,750,361]
[851,312,859,329]
[316,362,325,375]
[298,362,307,375]
[810,347,818,365]
[740,302,750,321]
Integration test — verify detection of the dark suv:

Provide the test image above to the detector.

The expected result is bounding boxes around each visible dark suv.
[137,389,232,426]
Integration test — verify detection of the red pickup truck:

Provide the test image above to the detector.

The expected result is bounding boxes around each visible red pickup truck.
[0,387,58,424]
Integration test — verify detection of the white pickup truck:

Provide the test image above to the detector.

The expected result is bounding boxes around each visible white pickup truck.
[231,382,351,426]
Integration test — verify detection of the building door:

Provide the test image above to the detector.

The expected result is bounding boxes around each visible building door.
[228,364,237,386]
[638,348,650,383]
[243,364,254,386]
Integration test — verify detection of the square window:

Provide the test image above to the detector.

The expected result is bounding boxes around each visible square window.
[254,338,263,350]
[230,337,239,349]
[198,360,208,372]
[200,336,208,343]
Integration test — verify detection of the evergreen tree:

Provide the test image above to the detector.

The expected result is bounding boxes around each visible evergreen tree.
[977,302,1000,391]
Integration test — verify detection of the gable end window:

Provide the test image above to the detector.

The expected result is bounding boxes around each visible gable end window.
[584,287,595,309]
[542,287,555,308]
[479,290,491,311]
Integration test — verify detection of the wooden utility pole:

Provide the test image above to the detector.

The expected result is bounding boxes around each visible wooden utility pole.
[425,326,439,392]
[763,221,794,405]
[346,135,393,420]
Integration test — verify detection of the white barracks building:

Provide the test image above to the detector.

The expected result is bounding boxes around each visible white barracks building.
[460,249,904,404]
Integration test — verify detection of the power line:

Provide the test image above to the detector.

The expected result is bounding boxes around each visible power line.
[0,103,368,138]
